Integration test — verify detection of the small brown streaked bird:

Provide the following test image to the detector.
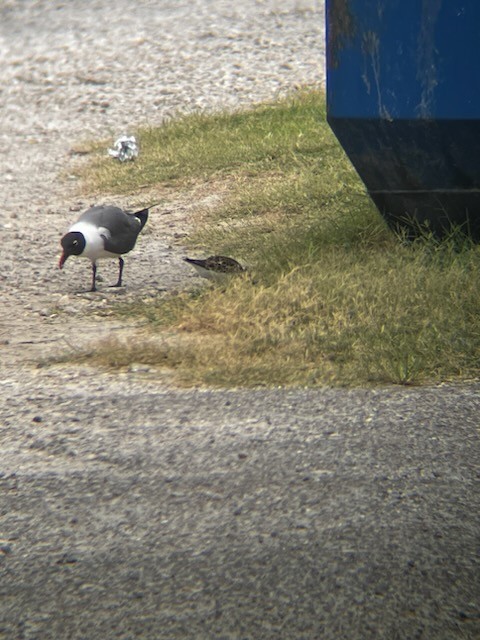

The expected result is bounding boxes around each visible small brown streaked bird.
[183,255,246,282]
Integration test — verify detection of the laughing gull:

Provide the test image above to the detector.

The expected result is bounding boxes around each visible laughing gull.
[59,204,149,292]
[183,255,246,282]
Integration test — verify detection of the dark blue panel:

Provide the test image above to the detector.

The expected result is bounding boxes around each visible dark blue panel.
[327,1,480,119]
[326,0,480,238]
[331,119,480,190]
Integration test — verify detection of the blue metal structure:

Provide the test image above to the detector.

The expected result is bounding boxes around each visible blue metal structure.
[326,0,480,239]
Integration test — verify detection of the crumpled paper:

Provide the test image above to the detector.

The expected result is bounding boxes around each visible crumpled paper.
[108,135,139,162]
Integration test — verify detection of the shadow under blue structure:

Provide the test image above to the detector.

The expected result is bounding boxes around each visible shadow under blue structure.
[326,0,480,239]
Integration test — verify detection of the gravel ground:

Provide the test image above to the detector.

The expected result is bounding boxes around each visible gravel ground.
[0,2,479,639]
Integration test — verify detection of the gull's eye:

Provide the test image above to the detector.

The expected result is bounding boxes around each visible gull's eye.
[72,240,78,246]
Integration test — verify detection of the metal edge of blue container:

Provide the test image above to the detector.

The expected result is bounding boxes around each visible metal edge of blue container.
[326,0,480,240]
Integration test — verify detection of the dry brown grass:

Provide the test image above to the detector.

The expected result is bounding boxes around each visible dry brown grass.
[75,90,480,387]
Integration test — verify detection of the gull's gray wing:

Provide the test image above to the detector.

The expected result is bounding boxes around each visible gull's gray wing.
[79,206,144,254]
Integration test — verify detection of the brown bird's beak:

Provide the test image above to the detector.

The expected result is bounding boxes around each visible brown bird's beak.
[59,251,67,269]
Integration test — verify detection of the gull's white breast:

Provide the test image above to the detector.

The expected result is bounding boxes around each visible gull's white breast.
[69,221,117,261]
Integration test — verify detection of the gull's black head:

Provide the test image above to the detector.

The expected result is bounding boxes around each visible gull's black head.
[59,231,86,269]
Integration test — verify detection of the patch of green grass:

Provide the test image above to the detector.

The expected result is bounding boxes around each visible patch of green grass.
[81,89,338,192]
[77,89,480,387]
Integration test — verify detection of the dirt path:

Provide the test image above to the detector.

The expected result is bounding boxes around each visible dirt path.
[0,0,324,383]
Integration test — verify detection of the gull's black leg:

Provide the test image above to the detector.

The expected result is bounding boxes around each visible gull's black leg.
[111,257,124,288]
[90,263,97,292]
